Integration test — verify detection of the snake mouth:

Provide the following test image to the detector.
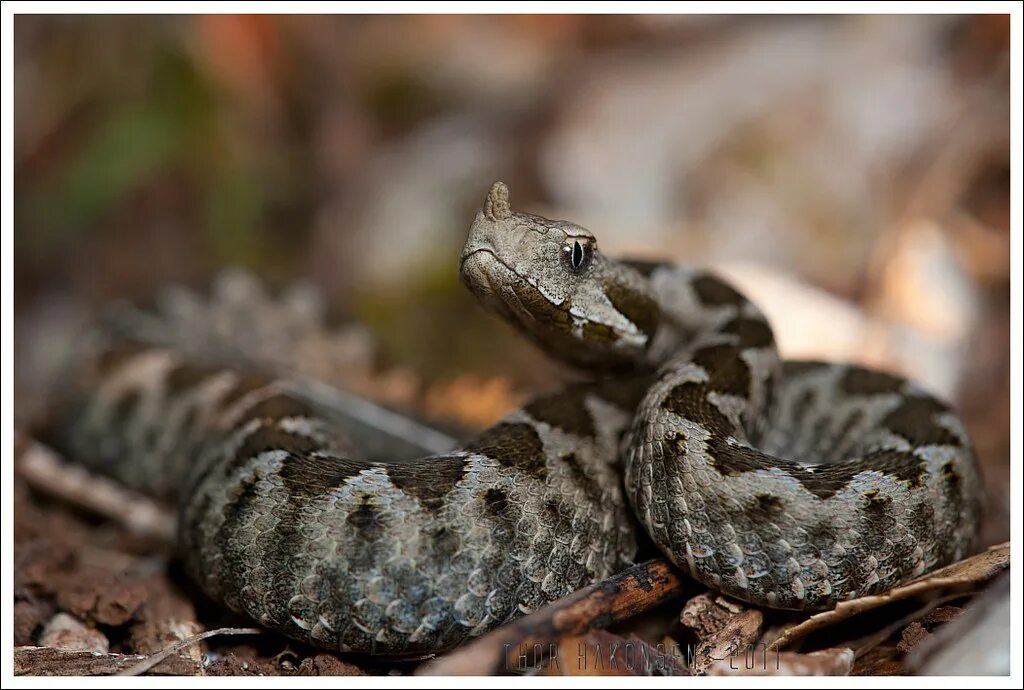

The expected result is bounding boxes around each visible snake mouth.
[461,247,557,336]
[459,247,521,296]
[458,247,496,292]
[458,246,493,273]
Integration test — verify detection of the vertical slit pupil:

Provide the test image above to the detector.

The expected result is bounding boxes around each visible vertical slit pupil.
[572,241,584,269]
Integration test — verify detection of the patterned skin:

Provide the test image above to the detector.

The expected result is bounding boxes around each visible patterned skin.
[49,182,982,655]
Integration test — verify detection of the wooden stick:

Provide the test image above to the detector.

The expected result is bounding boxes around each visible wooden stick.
[13,647,193,676]
[15,435,176,544]
[418,559,685,676]
[118,626,265,676]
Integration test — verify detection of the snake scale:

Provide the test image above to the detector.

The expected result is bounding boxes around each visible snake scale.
[47,182,982,656]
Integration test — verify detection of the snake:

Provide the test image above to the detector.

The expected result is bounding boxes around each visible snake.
[46,181,982,657]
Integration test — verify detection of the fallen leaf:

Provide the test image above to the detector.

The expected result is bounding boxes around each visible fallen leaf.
[896,606,964,654]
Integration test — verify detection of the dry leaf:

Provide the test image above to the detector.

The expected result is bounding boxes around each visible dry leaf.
[896,606,964,654]
[708,647,854,676]
[769,542,1009,650]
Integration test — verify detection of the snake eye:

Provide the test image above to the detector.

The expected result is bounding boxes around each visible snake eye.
[562,239,592,274]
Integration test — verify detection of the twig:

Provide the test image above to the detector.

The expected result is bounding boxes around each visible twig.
[418,559,685,676]
[14,647,168,676]
[14,435,176,544]
[117,626,265,676]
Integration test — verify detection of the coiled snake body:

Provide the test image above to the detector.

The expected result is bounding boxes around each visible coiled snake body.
[51,182,982,656]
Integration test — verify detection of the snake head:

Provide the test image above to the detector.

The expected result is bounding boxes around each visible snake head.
[460,182,659,371]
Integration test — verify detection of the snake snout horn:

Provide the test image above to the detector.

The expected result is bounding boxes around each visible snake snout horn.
[483,181,512,221]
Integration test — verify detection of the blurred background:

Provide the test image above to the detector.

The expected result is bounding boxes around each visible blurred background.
[14,14,1009,544]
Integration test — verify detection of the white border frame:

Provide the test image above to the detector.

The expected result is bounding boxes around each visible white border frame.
[2,2,1019,688]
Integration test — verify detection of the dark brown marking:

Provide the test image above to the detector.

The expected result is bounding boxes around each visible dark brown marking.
[722,316,774,349]
[166,362,215,395]
[589,373,654,411]
[347,495,385,540]
[781,360,830,378]
[213,470,268,595]
[691,274,745,307]
[908,500,937,547]
[839,368,905,396]
[582,320,620,345]
[602,278,660,342]
[858,488,896,550]
[862,488,892,515]
[704,440,770,477]
[220,373,275,408]
[941,461,961,497]
[466,422,549,481]
[882,396,960,447]
[938,460,967,537]
[229,422,325,475]
[512,282,572,327]
[806,520,837,547]
[277,452,370,502]
[705,440,927,501]
[621,259,663,277]
[387,455,470,508]
[110,389,141,426]
[787,388,817,437]
[525,387,595,438]
[507,280,641,371]
[753,492,784,516]
[428,526,460,558]
[691,344,751,397]
[482,487,510,517]
[240,392,315,423]
[853,450,925,491]
[662,381,735,436]
[831,409,865,457]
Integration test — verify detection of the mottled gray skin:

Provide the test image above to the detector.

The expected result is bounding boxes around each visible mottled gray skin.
[51,182,982,656]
